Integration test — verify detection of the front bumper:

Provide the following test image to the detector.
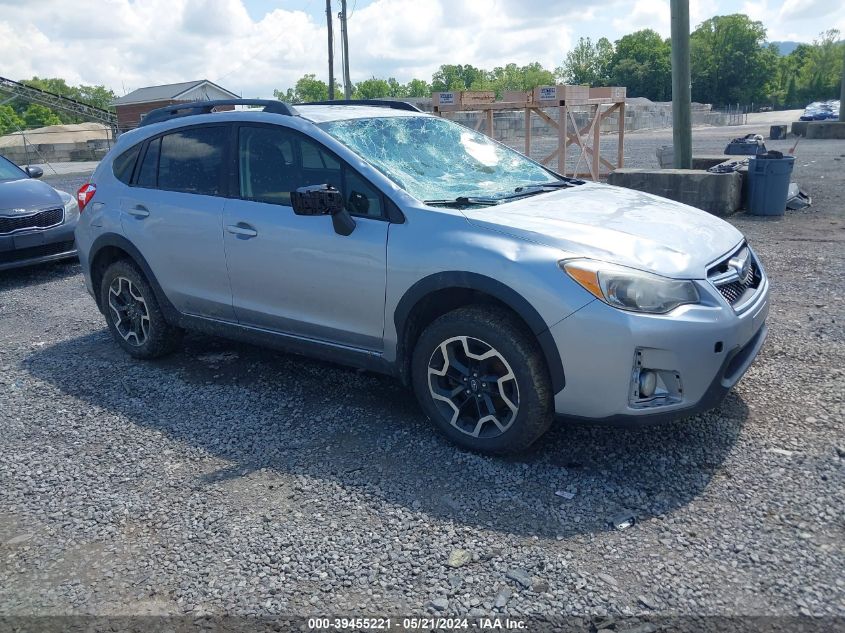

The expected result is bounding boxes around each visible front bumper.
[550,273,769,424]
[0,218,78,271]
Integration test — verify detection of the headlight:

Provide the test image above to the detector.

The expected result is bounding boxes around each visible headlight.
[561,259,699,314]
[60,191,79,214]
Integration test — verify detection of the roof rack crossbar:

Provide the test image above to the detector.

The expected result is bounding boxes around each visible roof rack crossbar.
[296,99,421,112]
[139,99,297,127]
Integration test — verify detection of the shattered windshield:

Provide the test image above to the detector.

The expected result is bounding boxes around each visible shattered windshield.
[319,116,561,203]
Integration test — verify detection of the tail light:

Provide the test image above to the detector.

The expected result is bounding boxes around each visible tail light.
[77,183,96,212]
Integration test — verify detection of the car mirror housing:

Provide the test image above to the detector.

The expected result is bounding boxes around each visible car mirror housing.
[291,184,355,236]
[291,184,344,216]
[25,166,43,179]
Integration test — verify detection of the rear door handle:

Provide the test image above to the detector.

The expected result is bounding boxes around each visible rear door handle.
[225,223,258,238]
[127,205,150,218]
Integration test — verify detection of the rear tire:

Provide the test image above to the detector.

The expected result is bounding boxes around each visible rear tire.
[100,259,181,359]
[411,305,554,454]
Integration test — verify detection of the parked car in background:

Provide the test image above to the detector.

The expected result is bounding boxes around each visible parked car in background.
[799,100,840,121]
[0,155,78,271]
[74,99,769,454]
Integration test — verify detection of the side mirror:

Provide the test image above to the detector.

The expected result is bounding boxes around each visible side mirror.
[25,166,43,179]
[291,184,356,236]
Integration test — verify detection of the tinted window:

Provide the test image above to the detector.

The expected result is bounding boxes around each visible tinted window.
[345,171,383,218]
[237,126,384,219]
[301,140,340,170]
[136,138,160,188]
[157,127,227,195]
[0,155,27,181]
[112,144,140,184]
[239,126,296,206]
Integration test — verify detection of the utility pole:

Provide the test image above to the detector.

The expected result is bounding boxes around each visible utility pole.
[339,0,352,99]
[326,0,335,100]
[670,0,692,169]
[839,41,844,122]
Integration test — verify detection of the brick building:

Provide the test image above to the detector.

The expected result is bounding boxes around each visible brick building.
[113,79,239,131]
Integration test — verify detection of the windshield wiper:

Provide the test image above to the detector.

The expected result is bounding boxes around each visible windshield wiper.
[513,178,584,193]
[425,178,585,208]
[424,196,504,207]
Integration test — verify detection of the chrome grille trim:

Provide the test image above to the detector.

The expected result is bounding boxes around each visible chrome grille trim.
[0,207,65,235]
[707,243,764,311]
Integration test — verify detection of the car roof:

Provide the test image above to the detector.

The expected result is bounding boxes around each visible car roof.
[294,104,431,123]
[110,104,431,153]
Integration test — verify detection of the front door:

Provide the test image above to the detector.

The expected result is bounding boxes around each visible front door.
[222,124,388,351]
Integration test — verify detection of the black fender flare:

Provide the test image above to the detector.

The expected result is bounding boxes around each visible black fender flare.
[88,233,180,322]
[393,271,565,393]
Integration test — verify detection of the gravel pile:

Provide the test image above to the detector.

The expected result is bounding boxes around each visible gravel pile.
[1,125,843,621]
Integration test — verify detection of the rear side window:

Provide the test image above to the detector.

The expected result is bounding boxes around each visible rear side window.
[157,127,227,196]
[112,144,140,184]
[137,138,160,188]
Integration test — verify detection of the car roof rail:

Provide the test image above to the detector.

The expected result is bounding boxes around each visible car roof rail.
[139,99,298,127]
[296,99,422,112]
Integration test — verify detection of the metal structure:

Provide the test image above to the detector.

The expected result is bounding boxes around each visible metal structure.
[670,0,692,169]
[325,0,335,101]
[140,99,297,127]
[339,0,352,100]
[840,42,844,122]
[434,93,626,181]
[0,75,117,128]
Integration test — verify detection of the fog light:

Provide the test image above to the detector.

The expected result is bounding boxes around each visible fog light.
[638,370,657,398]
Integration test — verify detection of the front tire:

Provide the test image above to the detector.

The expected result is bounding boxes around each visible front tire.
[100,259,181,359]
[411,305,554,454]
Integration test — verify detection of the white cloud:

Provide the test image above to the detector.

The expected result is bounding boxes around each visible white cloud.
[346,0,575,80]
[612,0,670,36]
[0,0,841,99]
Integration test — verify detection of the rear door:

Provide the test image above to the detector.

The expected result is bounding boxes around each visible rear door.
[120,124,235,320]
[222,124,388,351]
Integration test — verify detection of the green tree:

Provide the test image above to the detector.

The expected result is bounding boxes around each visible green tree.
[273,74,335,103]
[556,37,613,85]
[488,62,555,96]
[405,78,430,97]
[796,30,843,101]
[0,105,26,135]
[355,77,391,99]
[690,14,774,105]
[386,77,408,98]
[22,104,62,128]
[431,64,487,91]
[76,84,118,111]
[17,77,116,123]
[609,29,672,100]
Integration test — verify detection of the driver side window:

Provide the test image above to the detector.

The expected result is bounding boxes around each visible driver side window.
[238,126,385,219]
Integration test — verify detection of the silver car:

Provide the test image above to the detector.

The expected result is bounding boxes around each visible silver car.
[0,155,79,271]
[74,99,769,454]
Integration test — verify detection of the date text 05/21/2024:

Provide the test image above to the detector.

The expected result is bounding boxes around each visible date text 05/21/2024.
[307,617,527,630]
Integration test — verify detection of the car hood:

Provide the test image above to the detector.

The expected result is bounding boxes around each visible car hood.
[461,183,744,279]
[0,177,64,213]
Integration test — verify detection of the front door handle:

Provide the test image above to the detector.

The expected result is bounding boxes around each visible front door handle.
[127,205,149,218]
[226,223,258,238]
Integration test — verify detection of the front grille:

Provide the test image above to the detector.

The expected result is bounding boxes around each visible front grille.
[0,240,75,264]
[0,207,64,235]
[708,244,763,309]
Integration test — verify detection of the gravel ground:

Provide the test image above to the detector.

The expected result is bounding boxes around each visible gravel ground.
[1,122,844,627]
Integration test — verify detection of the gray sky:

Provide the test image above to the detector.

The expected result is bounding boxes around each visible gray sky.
[1,0,841,99]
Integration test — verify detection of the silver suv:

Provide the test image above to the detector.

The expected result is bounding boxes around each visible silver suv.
[75,99,769,454]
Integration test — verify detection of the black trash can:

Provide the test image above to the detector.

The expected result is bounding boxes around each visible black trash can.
[769,125,787,140]
[747,154,794,216]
